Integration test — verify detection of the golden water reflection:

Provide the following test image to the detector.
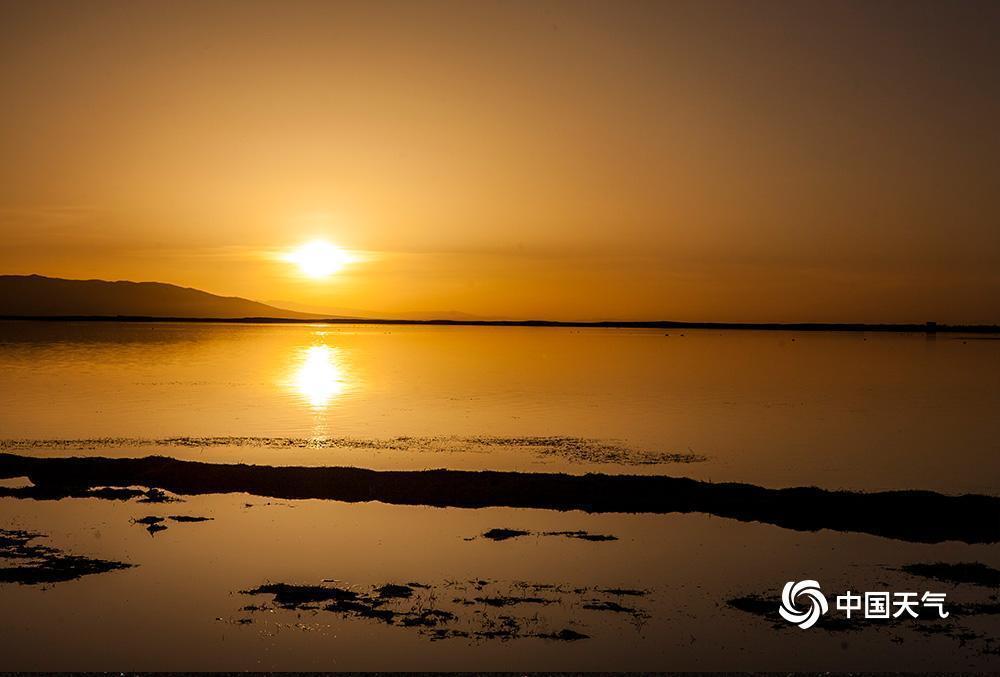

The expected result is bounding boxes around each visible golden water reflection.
[288,344,348,408]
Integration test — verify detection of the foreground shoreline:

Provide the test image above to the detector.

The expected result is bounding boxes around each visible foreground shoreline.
[1,452,997,544]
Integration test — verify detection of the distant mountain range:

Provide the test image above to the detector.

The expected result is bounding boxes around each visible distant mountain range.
[2,274,997,332]
[0,275,330,319]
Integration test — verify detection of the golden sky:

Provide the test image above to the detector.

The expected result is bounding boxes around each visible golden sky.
[1,0,998,322]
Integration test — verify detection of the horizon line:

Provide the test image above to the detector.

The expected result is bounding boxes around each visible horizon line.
[2,315,999,334]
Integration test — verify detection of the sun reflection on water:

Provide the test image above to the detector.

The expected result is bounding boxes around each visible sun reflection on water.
[289,344,347,409]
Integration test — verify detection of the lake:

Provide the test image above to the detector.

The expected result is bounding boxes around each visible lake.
[0,321,998,670]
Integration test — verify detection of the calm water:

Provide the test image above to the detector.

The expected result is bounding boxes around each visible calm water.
[1,321,998,670]
[0,321,998,492]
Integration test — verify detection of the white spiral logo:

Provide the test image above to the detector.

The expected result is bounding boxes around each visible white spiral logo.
[778,580,828,629]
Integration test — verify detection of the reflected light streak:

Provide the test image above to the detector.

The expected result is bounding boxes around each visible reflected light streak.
[290,345,347,409]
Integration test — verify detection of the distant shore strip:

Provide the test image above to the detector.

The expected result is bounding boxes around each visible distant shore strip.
[1,315,999,333]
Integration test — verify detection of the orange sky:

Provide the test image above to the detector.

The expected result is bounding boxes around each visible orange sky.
[1,0,998,322]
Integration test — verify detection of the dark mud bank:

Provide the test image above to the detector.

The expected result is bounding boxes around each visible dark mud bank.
[0,528,133,584]
[1,453,997,544]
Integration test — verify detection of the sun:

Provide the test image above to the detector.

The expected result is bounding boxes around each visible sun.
[284,240,351,279]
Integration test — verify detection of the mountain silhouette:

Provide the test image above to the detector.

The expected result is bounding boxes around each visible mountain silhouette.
[0,275,328,319]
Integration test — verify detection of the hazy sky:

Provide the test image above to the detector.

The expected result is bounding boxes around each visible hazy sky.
[1,0,998,321]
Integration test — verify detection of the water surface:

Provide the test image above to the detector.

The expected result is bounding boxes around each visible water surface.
[1,321,999,670]
[1,321,997,492]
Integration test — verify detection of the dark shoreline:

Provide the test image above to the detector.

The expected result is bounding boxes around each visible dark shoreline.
[2,315,999,333]
[1,453,997,544]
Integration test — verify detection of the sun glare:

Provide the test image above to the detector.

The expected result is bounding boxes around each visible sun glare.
[284,239,351,279]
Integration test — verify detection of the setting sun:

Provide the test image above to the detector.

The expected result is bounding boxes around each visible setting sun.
[283,240,351,279]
